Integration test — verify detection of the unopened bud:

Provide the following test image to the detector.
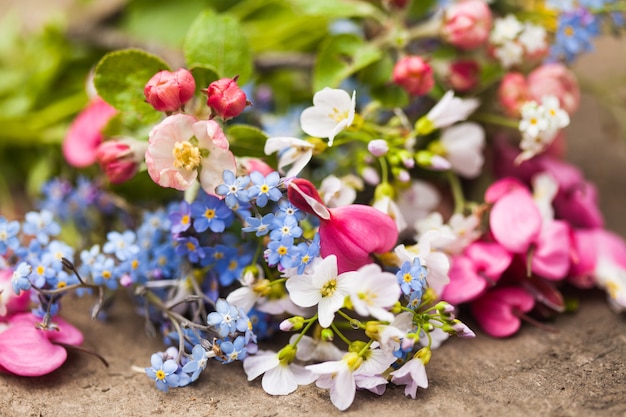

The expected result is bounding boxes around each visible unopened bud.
[95,139,147,184]
[144,68,196,112]
[392,56,434,97]
[367,139,389,157]
[321,328,334,342]
[279,316,304,332]
[205,76,249,120]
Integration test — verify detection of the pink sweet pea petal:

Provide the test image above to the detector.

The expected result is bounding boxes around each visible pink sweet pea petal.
[62,97,118,167]
[0,323,67,376]
[471,286,535,338]
[484,177,525,203]
[553,180,604,228]
[441,255,487,304]
[465,241,513,279]
[489,188,542,253]
[531,220,571,280]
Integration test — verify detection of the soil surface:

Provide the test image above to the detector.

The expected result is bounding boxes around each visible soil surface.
[1,3,626,416]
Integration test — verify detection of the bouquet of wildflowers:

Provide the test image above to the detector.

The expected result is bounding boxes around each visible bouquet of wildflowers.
[1,0,625,411]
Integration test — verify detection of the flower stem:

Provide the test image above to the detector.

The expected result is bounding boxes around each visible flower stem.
[471,112,520,129]
[446,171,465,214]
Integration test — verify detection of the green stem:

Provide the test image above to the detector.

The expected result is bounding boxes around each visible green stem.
[331,322,352,347]
[446,171,465,214]
[471,112,520,129]
[291,314,318,347]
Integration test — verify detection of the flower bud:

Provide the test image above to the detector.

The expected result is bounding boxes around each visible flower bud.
[367,139,389,157]
[447,59,480,92]
[144,68,196,112]
[392,56,435,97]
[528,63,580,114]
[95,139,147,184]
[498,72,529,117]
[442,0,492,50]
[321,328,334,342]
[205,76,249,120]
[279,316,304,331]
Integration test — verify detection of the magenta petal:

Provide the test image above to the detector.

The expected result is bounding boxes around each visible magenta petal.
[531,220,571,280]
[484,177,526,203]
[465,241,513,279]
[471,286,535,338]
[7,313,84,346]
[321,205,398,273]
[0,325,67,376]
[553,181,604,228]
[441,256,487,304]
[489,188,542,253]
[568,229,598,287]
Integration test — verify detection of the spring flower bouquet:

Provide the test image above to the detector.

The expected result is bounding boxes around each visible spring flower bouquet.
[1,0,625,411]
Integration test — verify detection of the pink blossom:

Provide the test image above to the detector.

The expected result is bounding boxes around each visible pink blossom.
[470,286,535,337]
[144,68,196,112]
[238,157,275,177]
[442,241,513,304]
[392,56,434,97]
[62,97,117,167]
[287,178,398,274]
[145,114,236,194]
[441,0,492,50]
[528,63,580,115]
[205,77,249,120]
[570,228,626,287]
[497,72,529,117]
[95,139,147,184]
[0,312,83,376]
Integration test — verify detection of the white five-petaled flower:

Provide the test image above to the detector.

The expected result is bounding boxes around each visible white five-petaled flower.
[343,263,401,323]
[300,87,356,147]
[423,90,480,130]
[490,14,524,45]
[439,122,486,178]
[264,136,314,178]
[285,255,352,328]
[243,349,316,396]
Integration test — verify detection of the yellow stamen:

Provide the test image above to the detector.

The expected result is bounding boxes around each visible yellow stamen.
[321,279,337,297]
[172,141,202,170]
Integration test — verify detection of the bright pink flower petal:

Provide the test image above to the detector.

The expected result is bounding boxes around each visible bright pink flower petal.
[63,97,117,167]
[471,286,535,338]
[570,228,626,287]
[0,322,67,376]
[465,241,513,279]
[441,255,487,304]
[489,188,542,253]
[484,177,526,203]
[531,220,571,280]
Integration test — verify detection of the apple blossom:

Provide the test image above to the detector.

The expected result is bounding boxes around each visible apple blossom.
[205,76,249,120]
[441,0,492,50]
[144,68,196,112]
[300,87,355,147]
[392,56,435,96]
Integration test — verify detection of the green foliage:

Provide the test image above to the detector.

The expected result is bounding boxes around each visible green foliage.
[227,124,268,158]
[94,49,170,123]
[184,10,253,84]
[313,34,383,92]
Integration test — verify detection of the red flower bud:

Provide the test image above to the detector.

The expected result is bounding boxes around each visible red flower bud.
[392,56,434,97]
[205,77,249,120]
[95,139,147,184]
[144,69,196,112]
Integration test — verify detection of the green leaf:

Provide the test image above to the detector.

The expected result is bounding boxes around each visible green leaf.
[190,65,220,92]
[313,34,382,92]
[285,0,380,18]
[184,10,253,84]
[93,49,170,123]
[370,84,409,108]
[227,124,268,158]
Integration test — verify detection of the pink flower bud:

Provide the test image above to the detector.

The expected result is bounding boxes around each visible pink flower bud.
[497,72,529,117]
[447,59,480,92]
[95,139,147,184]
[527,63,580,114]
[392,56,434,97]
[205,76,249,120]
[144,68,196,112]
[367,139,389,157]
[442,0,492,50]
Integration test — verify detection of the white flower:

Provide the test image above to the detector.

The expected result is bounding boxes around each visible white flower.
[343,263,401,323]
[390,356,428,399]
[377,311,414,352]
[494,41,524,68]
[396,180,441,232]
[439,122,485,178]
[542,95,570,130]
[517,95,570,163]
[290,334,345,362]
[424,90,480,130]
[285,255,352,328]
[243,350,316,396]
[318,174,362,207]
[395,231,450,296]
[417,212,481,255]
[490,14,523,45]
[300,87,356,147]
[594,258,626,312]
[518,23,547,54]
[264,136,314,178]
[532,172,558,221]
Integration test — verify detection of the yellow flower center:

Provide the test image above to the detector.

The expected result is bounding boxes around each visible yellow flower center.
[403,273,413,283]
[260,184,270,194]
[102,270,112,279]
[606,280,619,299]
[172,141,202,170]
[204,209,215,219]
[37,265,45,275]
[277,245,288,256]
[155,370,166,380]
[131,259,139,270]
[329,106,348,123]
[228,260,237,271]
[181,214,190,225]
[321,279,337,297]
[57,281,67,289]
[564,26,574,37]
[186,242,196,251]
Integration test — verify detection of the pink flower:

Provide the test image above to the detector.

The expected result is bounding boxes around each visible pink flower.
[447,59,480,92]
[497,72,529,117]
[392,56,434,97]
[62,97,118,167]
[442,241,513,305]
[144,68,196,112]
[528,63,580,115]
[441,0,492,50]
[0,312,84,376]
[145,114,236,194]
[570,228,626,287]
[0,270,30,317]
[287,178,398,274]
[470,286,535,337]
[205,77,249,120]
[95,139,148,184]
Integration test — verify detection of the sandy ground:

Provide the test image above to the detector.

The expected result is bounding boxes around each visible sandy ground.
[1,3,626,416]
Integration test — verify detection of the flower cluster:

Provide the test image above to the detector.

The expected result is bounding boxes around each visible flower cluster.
[2,0,626,412]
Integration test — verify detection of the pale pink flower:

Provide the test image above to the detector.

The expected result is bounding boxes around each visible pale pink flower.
[145,114,236,194]
[439,122,485,178]
[442,0,492,50]
[528,63,580,114]
[498,72,529,117]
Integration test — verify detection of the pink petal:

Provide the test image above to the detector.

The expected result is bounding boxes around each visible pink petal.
[0,323,67,376]
[465,241,513,279]
[531,220,571,280]
[471,286,535,338]
[441,255,487,304]
[553,180,604,228]
[484,177,526,203]
[62,98,117,167]
[321,205,398,273]
[7,313,84,346]
[489,188,542,253]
